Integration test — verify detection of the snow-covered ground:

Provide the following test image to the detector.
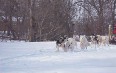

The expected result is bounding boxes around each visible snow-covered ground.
[0,41,116,73]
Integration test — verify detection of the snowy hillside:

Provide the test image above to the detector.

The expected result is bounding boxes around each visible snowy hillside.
[0,41,116,73]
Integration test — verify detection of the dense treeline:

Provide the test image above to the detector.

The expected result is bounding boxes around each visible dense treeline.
[0,0,116,41]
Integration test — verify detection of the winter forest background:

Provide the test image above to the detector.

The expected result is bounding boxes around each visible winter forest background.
[0,0,116,42]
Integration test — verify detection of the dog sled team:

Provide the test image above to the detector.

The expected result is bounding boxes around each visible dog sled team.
[56,34,110,52]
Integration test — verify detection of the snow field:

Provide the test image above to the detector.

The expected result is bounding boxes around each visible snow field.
[0,41,116,73]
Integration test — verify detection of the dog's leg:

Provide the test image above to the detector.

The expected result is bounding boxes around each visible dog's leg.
[56,44,60,52]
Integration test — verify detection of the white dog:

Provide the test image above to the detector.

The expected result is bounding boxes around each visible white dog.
[80,36,90,49]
